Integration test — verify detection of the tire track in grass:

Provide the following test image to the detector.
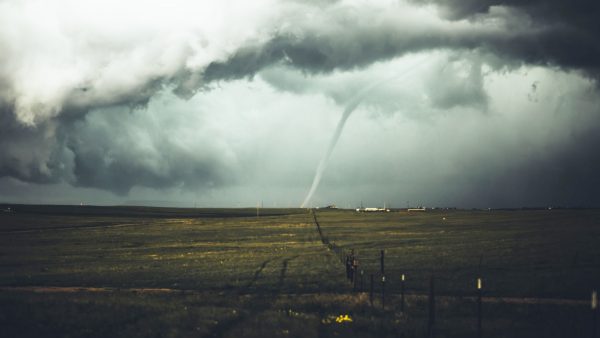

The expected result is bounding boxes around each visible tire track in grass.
[196,213,317,337]
[211,210,348,337]
[207,255,298,338]
[245,259,273,289]
[277,256,299,290]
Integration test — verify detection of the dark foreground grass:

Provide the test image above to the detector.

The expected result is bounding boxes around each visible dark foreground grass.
[0,206,599,337]
[0,290,592,338]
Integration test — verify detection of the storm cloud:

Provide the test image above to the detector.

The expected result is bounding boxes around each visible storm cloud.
[0,0,599,206]
[412,0,600,76]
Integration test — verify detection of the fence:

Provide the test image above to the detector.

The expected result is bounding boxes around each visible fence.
[310,209,599,338]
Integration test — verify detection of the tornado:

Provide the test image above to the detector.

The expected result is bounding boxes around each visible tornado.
[300,56,430,208]
[300,97,360,208]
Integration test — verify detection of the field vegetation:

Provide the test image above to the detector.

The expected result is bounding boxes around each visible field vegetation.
[1,204,599,337]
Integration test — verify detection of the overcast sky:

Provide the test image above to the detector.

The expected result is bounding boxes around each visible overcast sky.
[1,0,599,208]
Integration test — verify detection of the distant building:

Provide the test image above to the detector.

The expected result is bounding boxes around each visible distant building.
[356,207,390,212]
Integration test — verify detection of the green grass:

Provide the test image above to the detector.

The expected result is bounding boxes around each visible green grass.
[0,208,342,292]
[316,209,600,298]
[1,206,599,337]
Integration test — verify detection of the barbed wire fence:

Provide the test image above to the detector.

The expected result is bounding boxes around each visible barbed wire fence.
[310,209,599,338]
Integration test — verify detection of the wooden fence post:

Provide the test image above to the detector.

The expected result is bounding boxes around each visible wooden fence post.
[400,273,405,313]
[380,250,385,275]
[427,274,435,338]
[382,275,386,309]
[380,249,385,309]
[370,274,374,306]
[592,290,598,338]
[477,277,483,338]
[360,270,364,292]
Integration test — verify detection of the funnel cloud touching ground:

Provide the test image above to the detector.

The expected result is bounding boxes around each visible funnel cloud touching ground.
[1,0,600,208]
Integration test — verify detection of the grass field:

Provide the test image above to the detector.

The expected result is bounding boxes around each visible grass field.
[1,205,599,337]
[316,209,600,298]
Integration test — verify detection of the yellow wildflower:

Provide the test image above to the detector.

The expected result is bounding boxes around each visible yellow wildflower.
[335,314,353,323]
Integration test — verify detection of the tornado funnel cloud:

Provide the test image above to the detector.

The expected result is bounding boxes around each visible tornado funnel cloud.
[300,80,393,208]
[300,103,356,208]
[300,57,430,208]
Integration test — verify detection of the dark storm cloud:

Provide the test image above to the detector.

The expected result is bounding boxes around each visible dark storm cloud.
[0,106,72,184]
[424,53,488,110]
[458,123,600,208]
[204,16,471,80]
[410,0,600,78]
[0,104,235,194]
[63,107,233,194]
[204,0,600,83]
[1,0,599,200]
